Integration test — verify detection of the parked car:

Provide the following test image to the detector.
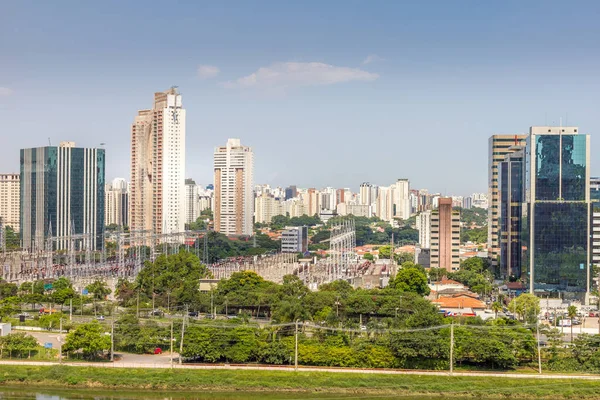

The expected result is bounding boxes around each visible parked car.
[188,311,199,317]
[204,314,215,319]
[96,315,105,321]
[572,319,582,325]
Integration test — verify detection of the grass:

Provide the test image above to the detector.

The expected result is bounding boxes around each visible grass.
[0,365,598,398]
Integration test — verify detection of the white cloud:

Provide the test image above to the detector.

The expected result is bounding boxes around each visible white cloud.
[362,54,384,65]
[221,62,379,90]
[0,87,13,96]
[197,65,220,79]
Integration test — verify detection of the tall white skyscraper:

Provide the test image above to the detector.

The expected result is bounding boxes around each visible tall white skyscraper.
[214,139,254,236]
[392,178,411,220]
[416,210,431,248]
[105,178,129,227]
[130,88,186,237]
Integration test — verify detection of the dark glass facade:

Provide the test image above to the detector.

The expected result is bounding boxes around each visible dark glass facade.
[20,146,105,250]
[499,149,524,279]
[526,132,590,300]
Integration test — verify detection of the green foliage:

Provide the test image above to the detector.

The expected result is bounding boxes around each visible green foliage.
[85,281,111,301]
[363,252,374,261]
[428,267,447,282]
[389,264,430,296]
[0,332,38,358]
[457,207,487,227]
[447,257,494,295]
[136,251,211,308]
[461,226,487,244]
[64,321,111,359]
[187,216,208,231]
[2,225,20,250]
[507,293,540,323]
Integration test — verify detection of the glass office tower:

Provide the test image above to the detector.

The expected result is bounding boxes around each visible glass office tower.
[499,147,524,279]
[523,127,591,302]
[20,142,105,250]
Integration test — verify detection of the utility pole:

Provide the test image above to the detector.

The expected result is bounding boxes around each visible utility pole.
[136,289,140,318]
[59,318,63,364]
[536,323,542,374]
[110,318,115,362]
[179,305,188,365]
[449,322,454,375]
[211,289,214,318]
[170,320,174,369]
[69,298,72,321]
[294,320,299,371]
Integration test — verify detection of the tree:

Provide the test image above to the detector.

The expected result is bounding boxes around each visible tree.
[491,301,503,319]
[428,268,446,282]
[508,293,540,323]
[363,253,374,261]
[1,332,37,359]
[64,321,111,360]
[86,280,111,315]
[378,245,392,259]
[567,305,578,342]
[389,265,430,296]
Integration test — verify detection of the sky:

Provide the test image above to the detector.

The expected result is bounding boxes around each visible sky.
[2,1,600,196]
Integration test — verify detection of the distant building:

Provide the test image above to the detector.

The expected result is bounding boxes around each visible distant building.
[281,226,308,253]
[414,246,430,268]
[214,139,254,236]
[184,179,200,224]
[462,196,472,209]
[20,142,105,250]
[105,178,129,227]
[255,194,284,224]
[285,185,297,200]
[0,174,20,231]
[488,134,527,268]
[392,179,411,220]
[430,198,460,272]
[416,210,431,248]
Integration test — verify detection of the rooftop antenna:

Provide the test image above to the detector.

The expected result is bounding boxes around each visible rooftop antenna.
[48,138,51,146]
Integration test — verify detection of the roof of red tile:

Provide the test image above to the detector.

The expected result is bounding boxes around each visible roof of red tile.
[432,297,486,309]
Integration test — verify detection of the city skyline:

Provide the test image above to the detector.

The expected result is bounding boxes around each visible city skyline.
[3,2,600,195]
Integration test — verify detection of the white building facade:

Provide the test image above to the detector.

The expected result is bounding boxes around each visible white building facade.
[0,174,20,231]
[130,88,185,237]
[214,139,254,236]
[105,178,129,227]
[416,210,431,248]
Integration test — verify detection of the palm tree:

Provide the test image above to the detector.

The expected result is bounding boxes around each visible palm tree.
[567,305,578,342]
[491,301,503,319]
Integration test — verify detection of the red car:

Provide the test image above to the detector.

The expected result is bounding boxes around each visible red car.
[154,348,162,355]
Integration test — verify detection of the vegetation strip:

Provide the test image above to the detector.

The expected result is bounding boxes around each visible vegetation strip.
[0,365,599,398]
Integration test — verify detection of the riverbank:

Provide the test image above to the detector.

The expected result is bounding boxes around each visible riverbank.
[0,365,599,398]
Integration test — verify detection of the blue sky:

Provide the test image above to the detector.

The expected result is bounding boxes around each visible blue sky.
[1,1,600,195]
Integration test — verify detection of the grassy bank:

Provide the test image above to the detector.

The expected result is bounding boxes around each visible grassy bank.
[0,365,599,398]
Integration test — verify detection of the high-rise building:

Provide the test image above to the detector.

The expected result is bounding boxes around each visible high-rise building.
[184,179,200,225]
[376,186,393,222]
[488,134,527,267]
[359,182,372,206]
[416,210,431,248]
[285,185,297,200]
[462,196,473,209]
[255,194,284,224]
[130,88,185,237]
[281,226,308,253]
[472,193,489,209]
[214,139,254,236]
[499,147,524,279]
[522,126,591,301]
[392,179,411,220]
[105,178,129,227]
[0,174,20,231]
[430,198,460,272]
[591,177,600,268]
[20,142,105,250]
